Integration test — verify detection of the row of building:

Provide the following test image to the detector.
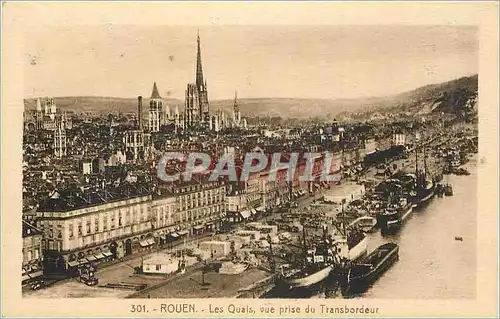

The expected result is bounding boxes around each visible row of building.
[23,146,347,277]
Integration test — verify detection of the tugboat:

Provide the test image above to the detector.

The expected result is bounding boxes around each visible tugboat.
[338,226,369,262]
[341,242,399,295]
[376,195,413,233]
[278,226,335,289]
[410,146,436,208]
[331,199,369,262]
[277,183,339,290]
[279,210,368,290]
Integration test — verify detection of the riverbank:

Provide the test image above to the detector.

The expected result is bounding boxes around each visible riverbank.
[362,155,478,299]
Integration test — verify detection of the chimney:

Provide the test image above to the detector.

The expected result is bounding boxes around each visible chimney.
[137,96,143,130]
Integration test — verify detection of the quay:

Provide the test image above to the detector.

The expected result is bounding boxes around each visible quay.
[129,267,273,299]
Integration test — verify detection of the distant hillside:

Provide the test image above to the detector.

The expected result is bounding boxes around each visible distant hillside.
[24,75,478,119]
[23,96,184,115]
[377,74,478,114]
[209,98,369,120]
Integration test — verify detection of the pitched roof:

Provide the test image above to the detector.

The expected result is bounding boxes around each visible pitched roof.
[151,82,161,99]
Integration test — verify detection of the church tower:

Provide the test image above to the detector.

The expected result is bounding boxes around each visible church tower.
[36,98,42,113]
[232,91,241,127]
[35,98,43,129]
[184,30,211,129]
[196,30,210,122]
[44,99,49,115]
[54,121,67,158]
[148,82,163,132]
[47,98,57,121]
[184,83,200,127]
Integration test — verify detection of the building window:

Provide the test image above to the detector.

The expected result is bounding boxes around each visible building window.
[69,224,74,238]
[78,225,82,235]
[156,264,161,271]
[95,220,99,232]
[86,223,91,234]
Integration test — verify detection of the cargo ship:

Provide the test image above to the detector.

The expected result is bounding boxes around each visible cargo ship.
[376,196,414,233]
[410,172,436,207]
[342,242,399,295]
[279,262,335,289]
[410,145,436,208]
[278,224,368,289]
[277,228,335,289]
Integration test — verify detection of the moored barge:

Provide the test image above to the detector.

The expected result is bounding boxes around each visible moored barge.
[342,242,399,295]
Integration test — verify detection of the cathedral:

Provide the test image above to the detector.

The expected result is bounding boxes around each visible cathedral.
[209,91,247,132]
[24,97,72,132]
[136,30,247,134]
[184,30,211,128]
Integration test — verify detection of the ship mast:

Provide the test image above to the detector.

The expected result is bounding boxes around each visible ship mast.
[342,198,347,236]
[322,224,329,263]
[301,219,308,265]
[268,235,276,273]
[423,146,428,179]
[288,143,293,211]
[415,143,419,175]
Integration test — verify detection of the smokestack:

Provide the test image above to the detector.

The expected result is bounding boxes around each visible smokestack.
[137,96,143,130]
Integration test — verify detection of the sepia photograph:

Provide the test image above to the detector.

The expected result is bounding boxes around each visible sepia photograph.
[2,1,498,318]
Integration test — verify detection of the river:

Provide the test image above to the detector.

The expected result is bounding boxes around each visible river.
[360,156,477,299]
[267,155,477,300]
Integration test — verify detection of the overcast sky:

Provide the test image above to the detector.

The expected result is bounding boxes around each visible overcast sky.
[24,25,478,100]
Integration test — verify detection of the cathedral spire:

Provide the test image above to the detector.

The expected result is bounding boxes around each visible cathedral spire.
[196,29,204,90]
[151,82,161,99]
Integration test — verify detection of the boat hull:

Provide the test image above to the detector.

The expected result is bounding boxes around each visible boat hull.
[348,236,368,261]
[280,265,334,289]
[280,232,369,290]
[343,243,399,295]
[412,182,436,208]
[377,204,413,233]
